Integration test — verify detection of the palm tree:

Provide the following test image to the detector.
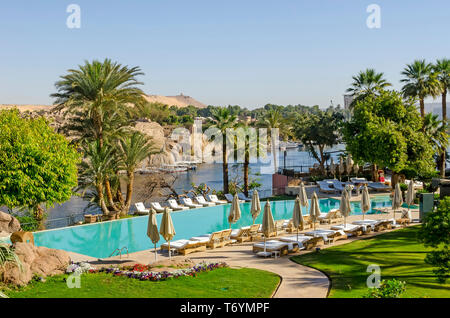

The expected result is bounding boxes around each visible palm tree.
[433,59,450,176]
[77,141,117,215]
[401,60,441,118]
[346,68,391,97]
[434,59,450,121]
[117,132,159,215]
[260,108,291,173]
[210,107,238,194]
[51,58,145,147]
[422,114,449,176]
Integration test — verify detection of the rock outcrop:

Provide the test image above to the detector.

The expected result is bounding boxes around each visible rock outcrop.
[1,243,71,286]
[0,211,21,236]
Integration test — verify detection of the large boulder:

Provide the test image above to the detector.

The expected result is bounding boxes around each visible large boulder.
[0,211,21,234]
[1,243,71,286]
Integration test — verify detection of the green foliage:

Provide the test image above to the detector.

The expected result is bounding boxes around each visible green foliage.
[364,279,406,298]
[342,90,435,175]
[0,244,22,270]
[0,109,80,214]
[419,197,450,247]
[137,102,175,125]
[14,213,41,232]
[293,106,344,171]
[418,197,450,283]
[399,183,408,192]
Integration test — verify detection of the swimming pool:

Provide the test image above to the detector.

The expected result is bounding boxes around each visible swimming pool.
[34,196,395,258]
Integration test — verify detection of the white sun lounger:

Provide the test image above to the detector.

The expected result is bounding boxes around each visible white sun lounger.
[150,202,171,213]
[134,202,150,215]
[318,181,335,194]
[237,193,251,202]
[180,197,203,208]
[207,194,227,205]
[331,224,365,236]
[160,239,206,255]
[332,180,345,193]
[253,240,299,257]
[304,229,347,243]
[224,193,244,203]
[367,182,391,192]
[167,199,189,211]
[195,195,215,207]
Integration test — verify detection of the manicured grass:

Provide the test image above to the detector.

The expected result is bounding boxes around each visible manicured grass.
[4,268,280,298]
[291,226,450,298]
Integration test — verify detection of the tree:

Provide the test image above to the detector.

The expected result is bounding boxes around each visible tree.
[433,58,450,176]
[260,108,291,172]
[346,68,392,98]
[52,59,153,217]
[51,58,145,147]
[293,107,344,174]
[418,197,450,283]
[117,132,159,215]
[422,114,449,176]
[210,107,238,194]
[401,60,441,118]
[342,90,435,186]
[0,109,80,225]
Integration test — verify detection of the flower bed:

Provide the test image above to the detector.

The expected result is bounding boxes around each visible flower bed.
[66,261,229,282]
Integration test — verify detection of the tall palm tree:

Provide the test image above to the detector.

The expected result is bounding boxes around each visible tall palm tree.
[260,108,291,173]
[210,107,238,194]
[51,58,145,147]
[117,132,159,215]
[346,68,391,97]
[433,59,450,176]
[434,59,450,121]
[401,60,441,118]
[422,114,449,177]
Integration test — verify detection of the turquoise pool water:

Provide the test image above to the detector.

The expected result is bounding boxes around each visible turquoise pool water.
[34,196,395,258]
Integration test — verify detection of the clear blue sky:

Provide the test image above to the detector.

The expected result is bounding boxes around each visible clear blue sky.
[0,0,449,108]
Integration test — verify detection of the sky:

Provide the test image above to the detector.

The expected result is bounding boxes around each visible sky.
[0,0,449,109]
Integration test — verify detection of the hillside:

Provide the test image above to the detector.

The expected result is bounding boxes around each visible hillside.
[143,94,207,108]
[0,94,207,112]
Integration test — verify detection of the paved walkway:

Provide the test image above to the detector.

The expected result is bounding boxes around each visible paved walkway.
[72,211,419,298]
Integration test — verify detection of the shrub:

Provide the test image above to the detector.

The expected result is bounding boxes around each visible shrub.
[364,279,406,298]
[418,197,450,283]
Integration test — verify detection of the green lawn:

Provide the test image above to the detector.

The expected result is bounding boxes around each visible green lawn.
[4,268,280,298]
[291,226,450,298]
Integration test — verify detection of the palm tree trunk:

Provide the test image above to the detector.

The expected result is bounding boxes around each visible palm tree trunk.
[420,98,425,118]
[97,183,110,215]
[104,177,119,212]
[440,91,447,178]
[442,91,447,121]
[122,171,134,216]
[222,135,229,193]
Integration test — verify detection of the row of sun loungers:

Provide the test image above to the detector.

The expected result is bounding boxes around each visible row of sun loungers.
[161,215,402,257]
[134,193,251,215]
[318,179,392,194]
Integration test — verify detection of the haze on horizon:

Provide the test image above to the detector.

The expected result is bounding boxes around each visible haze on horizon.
[0,0,449,109]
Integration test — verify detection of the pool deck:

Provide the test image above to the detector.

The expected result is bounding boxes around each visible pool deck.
[71,210,420,298]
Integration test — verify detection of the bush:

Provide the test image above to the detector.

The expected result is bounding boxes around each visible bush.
[14,213,42,232]
[364,279,406,298]
[418,197,450,283]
